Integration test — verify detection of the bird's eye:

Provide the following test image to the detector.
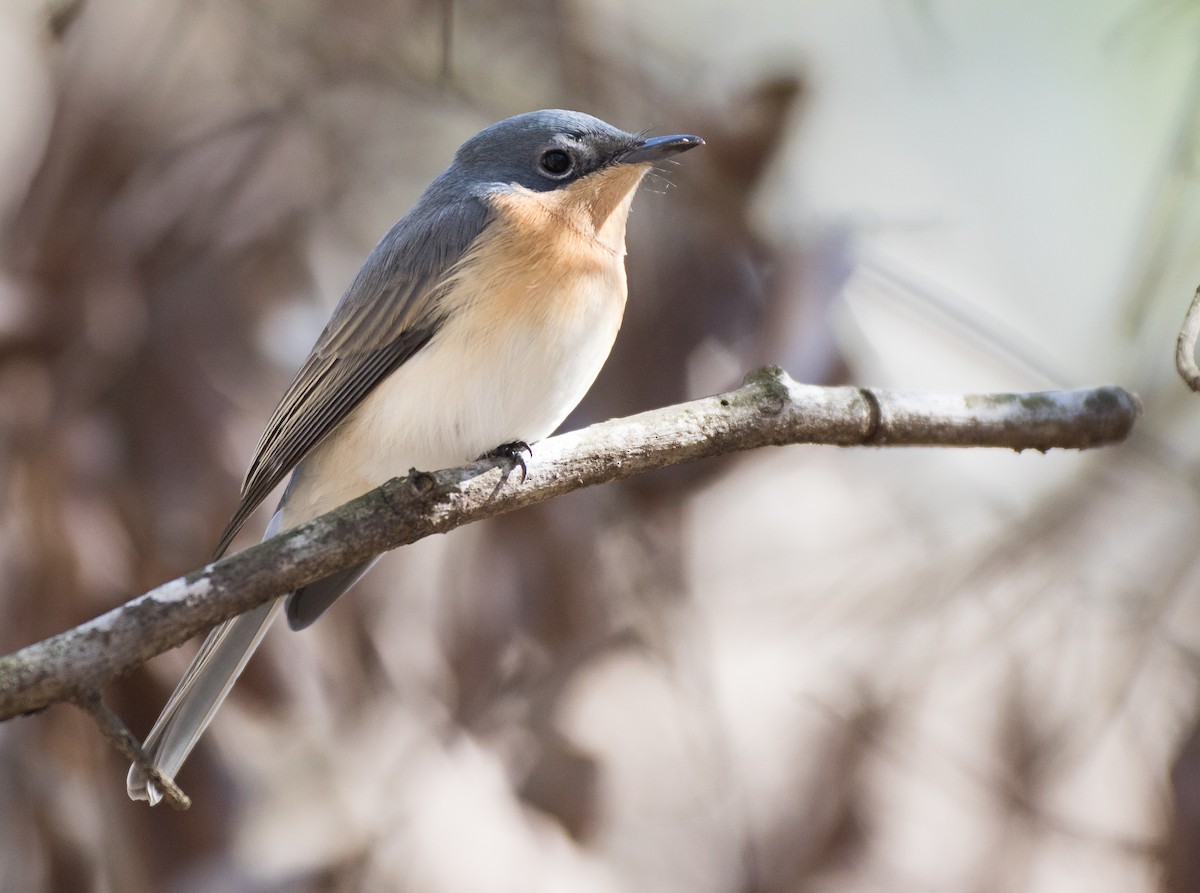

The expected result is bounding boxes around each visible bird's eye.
[538,149,574,177]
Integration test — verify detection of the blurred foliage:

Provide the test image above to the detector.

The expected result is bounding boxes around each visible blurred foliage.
[0,1,1196,892]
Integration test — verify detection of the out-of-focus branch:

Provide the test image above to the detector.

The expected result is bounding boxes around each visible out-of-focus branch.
[0,366,1139,723]
[1177,286,1200,391]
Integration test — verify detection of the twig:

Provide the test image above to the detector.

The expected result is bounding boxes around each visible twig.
[1177,285,1200,391]
[72,693,191,810]
[0,367,1139,723]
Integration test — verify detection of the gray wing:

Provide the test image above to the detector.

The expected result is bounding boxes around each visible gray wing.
[212,195,490,558]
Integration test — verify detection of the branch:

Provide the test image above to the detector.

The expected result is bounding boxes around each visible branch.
[1178,285,1200,391]
[0,367,1139,722]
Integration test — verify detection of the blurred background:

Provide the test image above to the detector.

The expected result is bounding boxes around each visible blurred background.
[0,0,1197,890]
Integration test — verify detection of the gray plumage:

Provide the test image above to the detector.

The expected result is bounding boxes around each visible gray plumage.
[213,193,490,560]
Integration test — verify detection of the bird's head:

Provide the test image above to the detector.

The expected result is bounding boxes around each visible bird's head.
[439,109,703,251]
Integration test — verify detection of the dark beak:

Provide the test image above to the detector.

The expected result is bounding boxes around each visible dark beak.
[619,133,705,164]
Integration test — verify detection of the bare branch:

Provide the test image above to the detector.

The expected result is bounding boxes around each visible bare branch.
[1178,285,1200,391]
[72,694,192,810]
[0,367,1139,722]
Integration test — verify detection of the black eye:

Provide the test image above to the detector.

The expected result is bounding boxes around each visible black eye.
[539,149,573,177]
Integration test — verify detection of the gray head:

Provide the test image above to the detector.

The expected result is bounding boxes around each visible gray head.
[443,109,703,195]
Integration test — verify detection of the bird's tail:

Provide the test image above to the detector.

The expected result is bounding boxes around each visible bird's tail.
[126,503,378,804]
[126,598,283,804]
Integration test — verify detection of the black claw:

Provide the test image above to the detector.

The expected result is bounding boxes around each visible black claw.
[484,440,532,482]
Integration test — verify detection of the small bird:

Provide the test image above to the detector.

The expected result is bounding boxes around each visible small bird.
[127,109,703,804]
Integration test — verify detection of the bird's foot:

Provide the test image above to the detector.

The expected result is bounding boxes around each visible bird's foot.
[483,440,532,483]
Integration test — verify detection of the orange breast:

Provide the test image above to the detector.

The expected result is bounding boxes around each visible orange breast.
[442,163,648,334]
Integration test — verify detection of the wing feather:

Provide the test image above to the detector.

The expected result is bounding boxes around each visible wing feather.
[212,192,490,558]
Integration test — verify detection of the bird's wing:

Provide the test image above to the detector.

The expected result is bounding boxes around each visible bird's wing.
[212,195,491,558]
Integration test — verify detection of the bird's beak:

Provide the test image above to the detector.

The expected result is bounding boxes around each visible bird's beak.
[618,133,705,165]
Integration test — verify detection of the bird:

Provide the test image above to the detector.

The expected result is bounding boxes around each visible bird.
[127,109,703,804]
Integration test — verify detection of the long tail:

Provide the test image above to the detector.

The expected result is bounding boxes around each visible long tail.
[126,598,282,804]
[127,499,379,804]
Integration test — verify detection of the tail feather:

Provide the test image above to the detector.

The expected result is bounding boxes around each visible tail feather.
[128,504,377,804]
[126,598,282,804]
